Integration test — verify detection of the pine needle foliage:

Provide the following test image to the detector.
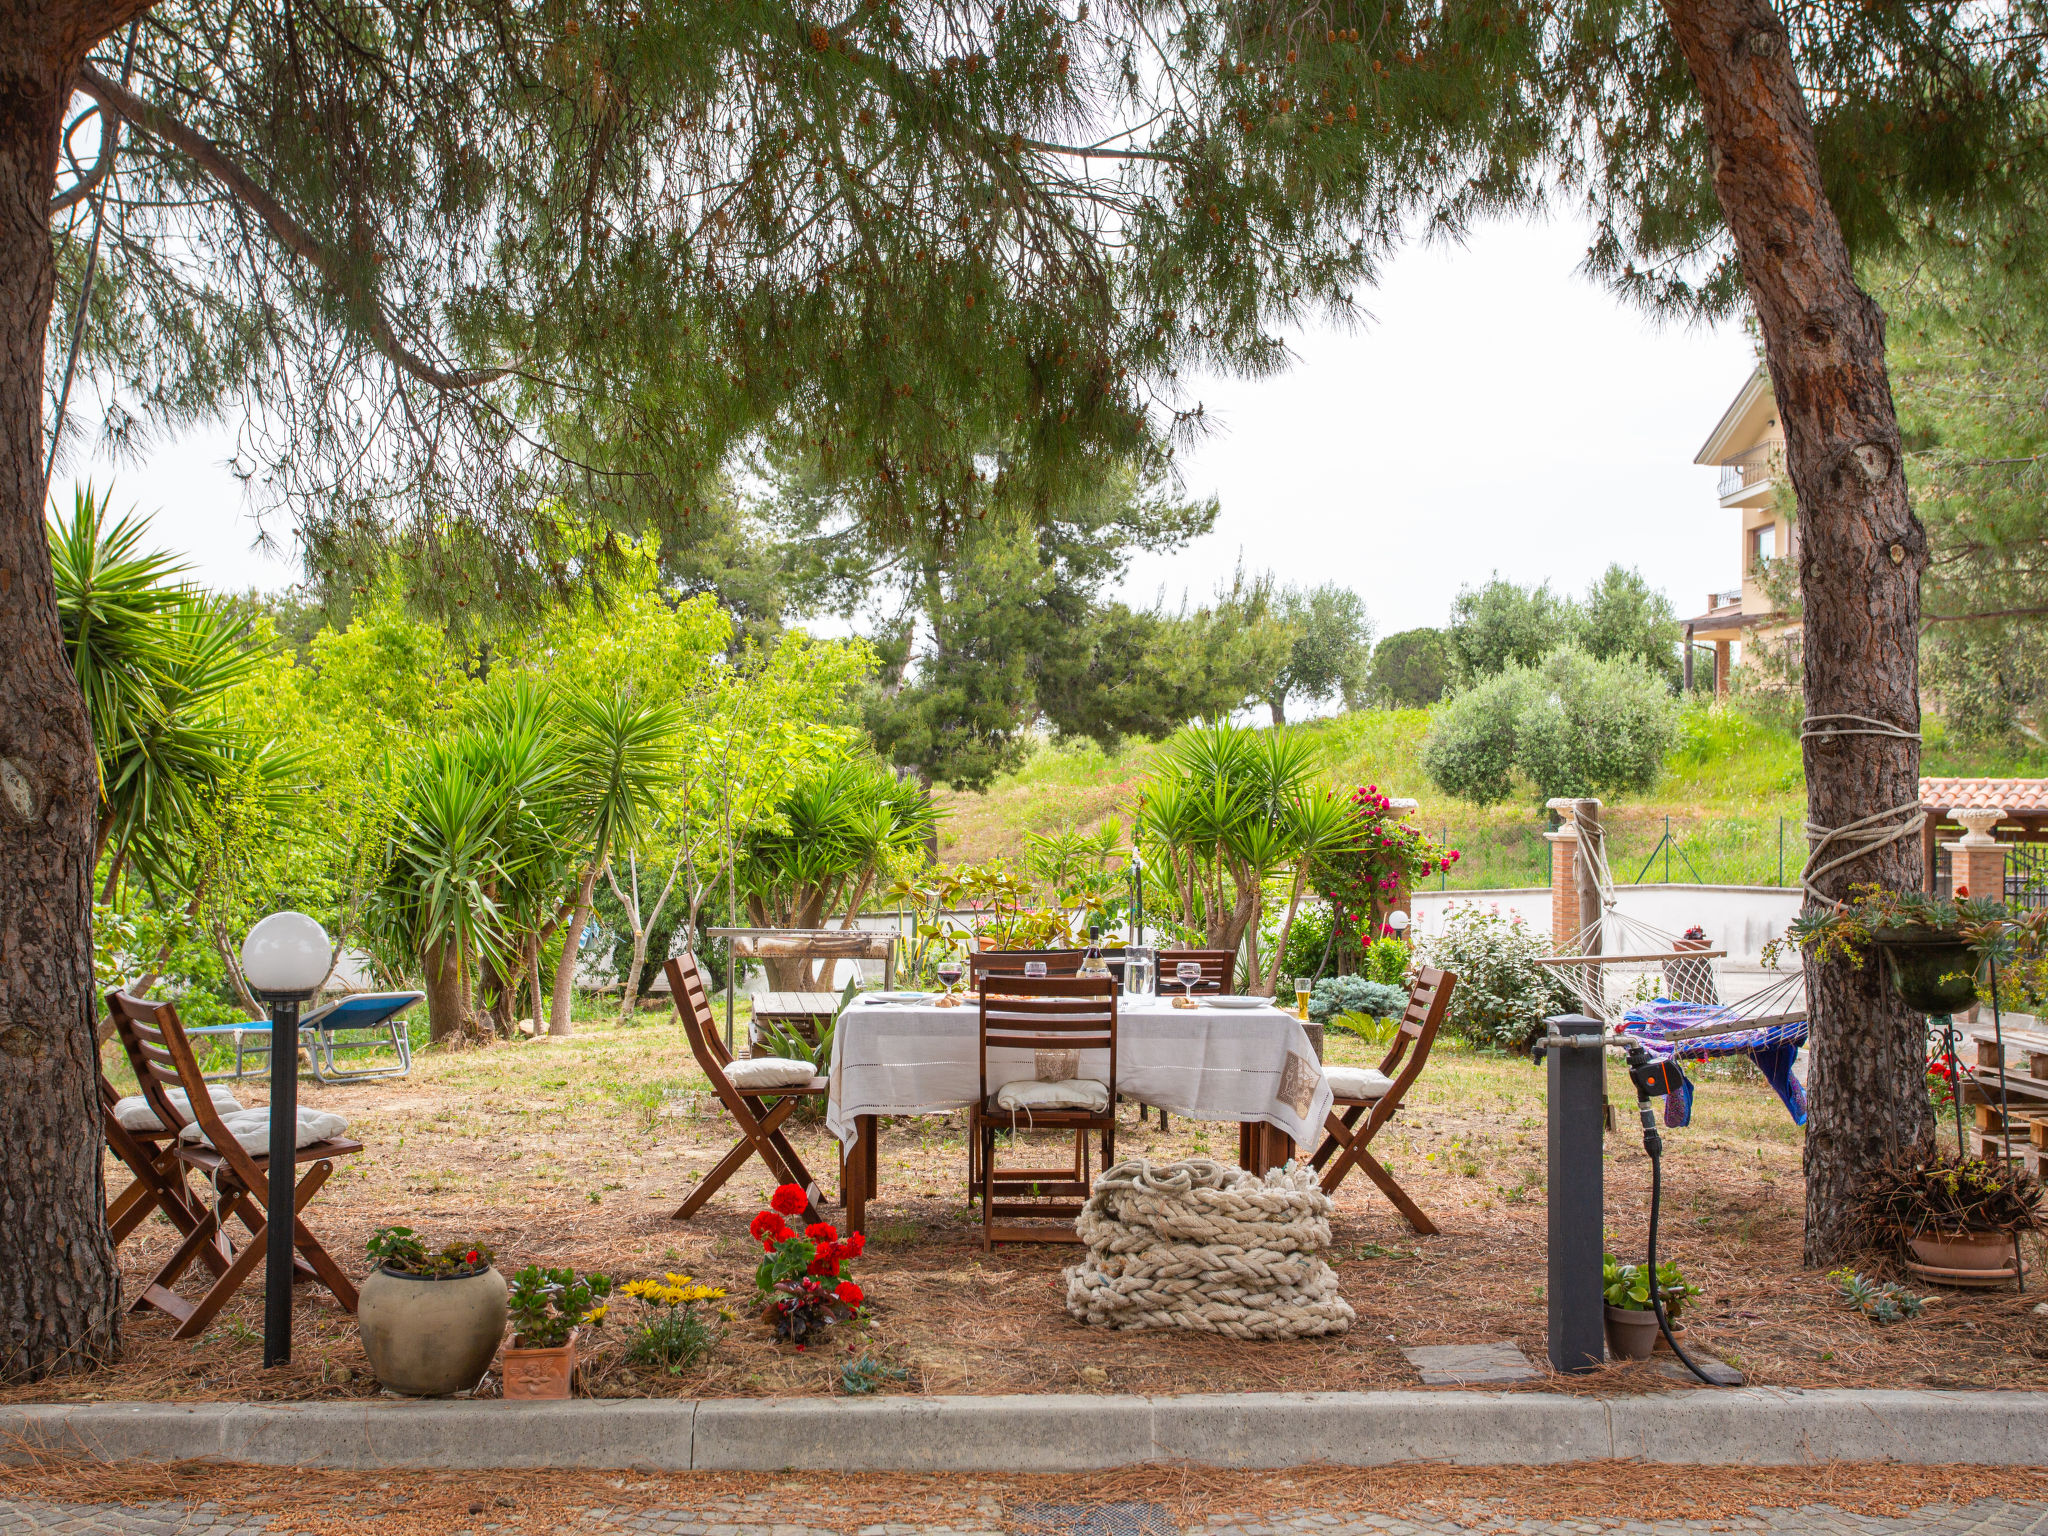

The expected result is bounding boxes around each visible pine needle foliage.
[48,0,2048,613]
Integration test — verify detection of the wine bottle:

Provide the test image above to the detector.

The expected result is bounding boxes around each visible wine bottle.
[1077,925,1110,977]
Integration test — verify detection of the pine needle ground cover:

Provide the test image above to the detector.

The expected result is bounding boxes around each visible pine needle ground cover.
[39,1015,2047,1406]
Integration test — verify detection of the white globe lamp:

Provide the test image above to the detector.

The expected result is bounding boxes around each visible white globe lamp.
[241,910,331,1001]
[239,909,329,1370]
[1386,910,1411,935]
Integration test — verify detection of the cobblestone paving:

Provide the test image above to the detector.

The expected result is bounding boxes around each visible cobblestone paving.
[4,1495,2048,1536]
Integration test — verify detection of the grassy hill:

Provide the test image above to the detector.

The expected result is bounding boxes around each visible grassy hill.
[933,703,2048,892]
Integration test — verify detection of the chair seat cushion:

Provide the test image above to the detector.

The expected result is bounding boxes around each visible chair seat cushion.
[179,1106,351,1156]
[1325,1065,1394,1101]
[112,1086,242,1133]
[993,1077,1111,1114]
[726,1055,822,1091]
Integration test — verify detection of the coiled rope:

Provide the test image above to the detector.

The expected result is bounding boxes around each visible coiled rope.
[1064,1158,1355,1340]
[1797,714,1924,906]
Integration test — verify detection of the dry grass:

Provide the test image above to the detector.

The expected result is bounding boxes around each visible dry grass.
[28,1015,2047,1408]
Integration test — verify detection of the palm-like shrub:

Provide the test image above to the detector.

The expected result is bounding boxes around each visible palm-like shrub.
[1135,722,1365,993]
[738,757,937,988]
[51,487,298,891]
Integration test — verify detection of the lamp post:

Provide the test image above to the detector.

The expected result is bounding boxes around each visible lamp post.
[240,910,331,1368]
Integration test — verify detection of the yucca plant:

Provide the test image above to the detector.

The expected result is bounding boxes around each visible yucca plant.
[739,757,938,988]
[1134,721,1335,988]
[50,487,287,897]
[372,705,572,1042]
[542,687,684,1034]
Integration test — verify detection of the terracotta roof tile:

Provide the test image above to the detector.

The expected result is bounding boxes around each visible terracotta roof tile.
[1920,777,2048,815]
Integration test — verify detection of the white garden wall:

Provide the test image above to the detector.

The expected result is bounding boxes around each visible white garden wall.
[1410,883,1807,1005]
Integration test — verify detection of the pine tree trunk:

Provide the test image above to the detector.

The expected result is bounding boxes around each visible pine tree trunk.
[549,863,599,1036]
[0,2,128,1380]
[1662,0,1931,1264]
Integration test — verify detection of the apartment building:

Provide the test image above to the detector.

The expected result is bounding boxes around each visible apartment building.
[1685,369,1802,695]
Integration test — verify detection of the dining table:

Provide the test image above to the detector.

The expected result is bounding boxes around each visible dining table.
[825,990,1335,1234]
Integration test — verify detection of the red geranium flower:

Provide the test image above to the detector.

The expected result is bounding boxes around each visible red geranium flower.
[841,1232,866,1258]
[805,1221,839,1242]
[770,1184,808,1216]
[808,1255,842,1277]
[749,1210,780,1241]
[836,1281,864,1307]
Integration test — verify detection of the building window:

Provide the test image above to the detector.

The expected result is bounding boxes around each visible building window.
[1749,522,1776,570]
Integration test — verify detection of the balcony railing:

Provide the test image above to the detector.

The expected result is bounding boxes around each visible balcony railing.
[1717,443,1777,497]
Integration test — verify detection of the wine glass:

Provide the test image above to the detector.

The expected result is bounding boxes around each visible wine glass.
[1176,960,1202,1005]
[1025,959,1048,979]
[935,958,963,1003]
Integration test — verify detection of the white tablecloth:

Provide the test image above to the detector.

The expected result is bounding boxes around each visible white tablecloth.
[824,995,1334,1152]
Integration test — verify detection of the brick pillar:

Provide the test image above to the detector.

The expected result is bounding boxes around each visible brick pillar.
[1546,821,1580,948]
[1947,806,2008,902]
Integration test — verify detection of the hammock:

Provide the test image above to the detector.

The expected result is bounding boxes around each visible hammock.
[1536,811,1809,1126]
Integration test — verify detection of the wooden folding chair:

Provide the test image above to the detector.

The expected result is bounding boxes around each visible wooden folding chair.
[100,1075,228,1272]
[1308,965,1456,1235]
[1156,948,1233,995]
[972,974,1119,1248]
[105,990,361,1339]
[664,954,829,1226]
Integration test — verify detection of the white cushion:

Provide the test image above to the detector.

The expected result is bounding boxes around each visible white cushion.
[994,1077,1110,1113]
[179,1106,350,1156]
[726,1056,821,1090]
[111,1086,242,1133]
[1324,1066,1394,1101]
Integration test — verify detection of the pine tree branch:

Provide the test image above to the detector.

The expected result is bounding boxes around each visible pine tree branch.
[49,102,122,216]
[75,62,511,394]
[1920,605,2048,627]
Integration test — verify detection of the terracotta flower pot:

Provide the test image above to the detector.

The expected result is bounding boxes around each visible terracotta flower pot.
[358,1264,508,1397]
[1908,1230,2018,1271]
[1603,1304,1660,1362]
[500,1328,578,1400]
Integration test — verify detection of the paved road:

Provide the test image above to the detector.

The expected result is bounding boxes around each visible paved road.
[5,1496,2048,1536]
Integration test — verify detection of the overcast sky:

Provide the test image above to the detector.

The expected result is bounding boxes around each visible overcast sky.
[58,212,1759,635]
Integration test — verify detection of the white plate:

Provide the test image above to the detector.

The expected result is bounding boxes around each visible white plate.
[862,991,933,1005]
[1204,995,1272,1009]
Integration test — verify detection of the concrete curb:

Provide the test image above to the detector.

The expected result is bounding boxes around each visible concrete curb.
[5,1390,2048,1471]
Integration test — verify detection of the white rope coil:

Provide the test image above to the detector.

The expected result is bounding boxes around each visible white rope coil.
[1796,715,1925,907]
[1064,1158,1356,1340]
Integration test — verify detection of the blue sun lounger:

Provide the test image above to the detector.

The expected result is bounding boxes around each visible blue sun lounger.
[191,990,424,1084]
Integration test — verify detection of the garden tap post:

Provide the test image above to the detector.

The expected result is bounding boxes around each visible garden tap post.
[1544,1012,1605,1374]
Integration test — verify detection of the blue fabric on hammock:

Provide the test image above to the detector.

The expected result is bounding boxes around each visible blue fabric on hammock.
[1619,999,1809,1127]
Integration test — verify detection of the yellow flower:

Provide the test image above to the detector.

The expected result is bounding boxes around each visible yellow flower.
[582,1303,610,1326]
[663,1273,695,1287]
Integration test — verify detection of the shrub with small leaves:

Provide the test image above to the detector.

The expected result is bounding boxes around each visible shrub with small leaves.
[366,1226,493,1278]
[1418,903,1576,1052]
[1307,974,1406,1025]
[507,1265,611,1350]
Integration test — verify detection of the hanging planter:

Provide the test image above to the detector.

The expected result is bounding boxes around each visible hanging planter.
[1782,890,2022,1016]
[1870,926,1981,1015]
